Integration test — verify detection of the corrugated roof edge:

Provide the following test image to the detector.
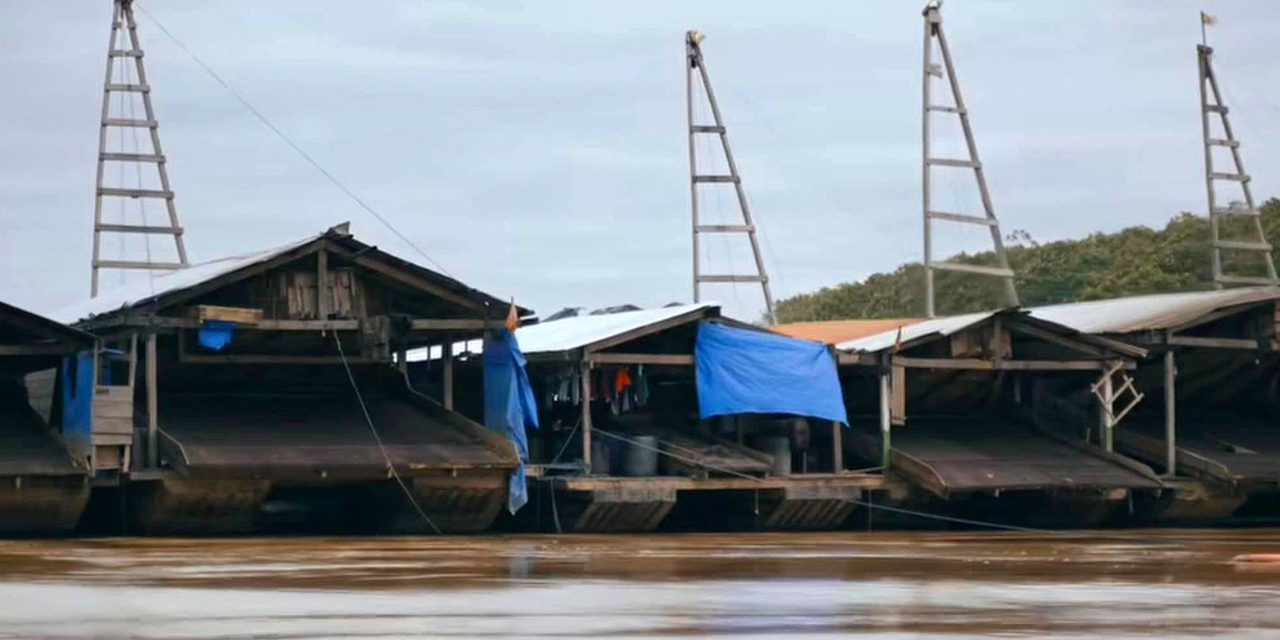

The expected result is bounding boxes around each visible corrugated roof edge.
[518,302,721,356]
[0,300,96,346]
[835,307,1147,360]
[1029,287,1280,334]
[52,224,532,326]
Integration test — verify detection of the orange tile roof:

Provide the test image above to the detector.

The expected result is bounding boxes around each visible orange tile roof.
[772,318,922,345]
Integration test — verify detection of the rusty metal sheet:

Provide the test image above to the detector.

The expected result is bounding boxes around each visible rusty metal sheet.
[158,390,516,481]
[879,414,1161,492]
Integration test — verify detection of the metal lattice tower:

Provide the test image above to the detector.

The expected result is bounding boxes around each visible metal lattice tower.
[921,3,1017,318]
[91,0,188,297]
[686,30,776,324]
[1197,44,1278,288]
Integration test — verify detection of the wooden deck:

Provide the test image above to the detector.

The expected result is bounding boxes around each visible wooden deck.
[849,413,1162,497]
[543,472,884,493]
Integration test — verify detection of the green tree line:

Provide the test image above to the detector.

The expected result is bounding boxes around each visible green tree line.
[775,198,1280,322]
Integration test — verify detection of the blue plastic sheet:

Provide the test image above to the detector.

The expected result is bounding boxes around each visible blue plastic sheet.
[695,322,848,424]
[198,321,237,351]
[60,351,94,461]
[483,328,540,514]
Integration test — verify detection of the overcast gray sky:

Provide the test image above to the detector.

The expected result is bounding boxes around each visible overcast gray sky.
[4,0,1280,321]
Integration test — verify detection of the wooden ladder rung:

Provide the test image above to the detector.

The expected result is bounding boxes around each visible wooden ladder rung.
[927,211,995,226]
[100,152,165,163]
[104,83,150,93]
[104,118,158,128]
[1215,240,1272,252]
[697,274,767,283]
[692,174,740,184]
[97,224,183,235]
[927,158,979,169]
[932,262,1014,278]
[93,260,185,270]
[97,187,174,199]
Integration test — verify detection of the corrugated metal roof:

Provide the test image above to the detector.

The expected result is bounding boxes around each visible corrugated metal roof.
[773,318,922,345]
[835,310,997,354]
[1029,287,1280,334]
[52,236,316,325]
[0,300,96,346]
[516,303,718,355]
[52,225,531,326]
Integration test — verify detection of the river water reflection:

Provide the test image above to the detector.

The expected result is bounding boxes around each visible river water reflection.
[0,529,1278,639]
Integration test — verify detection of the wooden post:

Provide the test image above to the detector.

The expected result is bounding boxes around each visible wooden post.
[831,420,843,473]
[581,361,592,474]
[1164,349,1177,476]
[145,332,158,469]
[879,369,892,470]
[442,340,454,411]
[316,248,329,320]
[1099,370,1114,452]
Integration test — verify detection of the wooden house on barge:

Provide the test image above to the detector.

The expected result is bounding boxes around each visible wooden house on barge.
[53,224,528,534]
[511,304,880,533]
[0,301,96,535]
[834,308,1163,528]
[1033,287,1280,523]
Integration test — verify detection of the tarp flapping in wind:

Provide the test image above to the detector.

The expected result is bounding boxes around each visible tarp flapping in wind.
[694,322,847,424]
[483,328,540,514]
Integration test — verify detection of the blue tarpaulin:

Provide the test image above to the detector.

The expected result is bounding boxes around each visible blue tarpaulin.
[198,321,237,351]
[483,328,540,514]
[695,322,848,424]
[60,351,94,461]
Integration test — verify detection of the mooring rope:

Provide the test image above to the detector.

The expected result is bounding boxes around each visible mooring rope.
[333,333,442,535]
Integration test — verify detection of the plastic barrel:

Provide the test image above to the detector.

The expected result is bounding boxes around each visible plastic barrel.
[621,435,660,477]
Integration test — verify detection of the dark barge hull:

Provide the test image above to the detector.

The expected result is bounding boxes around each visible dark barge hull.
[530,474,881,533]
[1119,411,1280,522]
[0,403,88,535]
[133,385,515,534]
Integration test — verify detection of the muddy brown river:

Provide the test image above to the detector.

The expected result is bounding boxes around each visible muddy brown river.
[0,530,1278,639]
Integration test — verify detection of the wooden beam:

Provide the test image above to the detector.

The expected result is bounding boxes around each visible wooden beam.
[0,344,76,356]
[1167,335,1270,350]
[177,353,384,365]
[1008,321,1107,357]
[195,305,263,325]
[101,315,362,331]
[891,356,1132,371]
[410,319,490,331]
[340,249,486,313]
[145,333,158,469]
[587,352,694,365]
